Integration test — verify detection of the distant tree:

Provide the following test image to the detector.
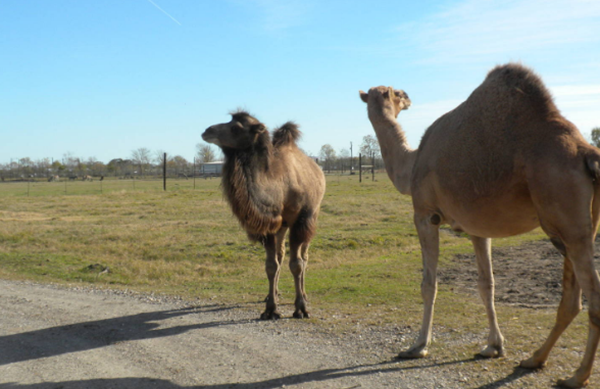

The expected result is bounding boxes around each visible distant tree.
[51,160,65,173]
[360,135,380,159]
[62,152,79,174]
[18,157,33,177]
[338,148,350,172]
[196,143,216,163]
[86,157,105,177]
[108,158,134,177]
[131,148,152,177]
[35,158,51,177]
[591,127,600,148]
[319,144,336,172]
[154,150,166,165]
[171,155,189,175]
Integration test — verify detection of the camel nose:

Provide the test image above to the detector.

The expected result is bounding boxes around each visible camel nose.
[202,126,214,141]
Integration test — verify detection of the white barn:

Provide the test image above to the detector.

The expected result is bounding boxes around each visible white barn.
[200,161,224,175]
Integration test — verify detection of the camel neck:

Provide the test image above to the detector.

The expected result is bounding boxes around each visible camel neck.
[221,149,282,236]
[367,108,416,195]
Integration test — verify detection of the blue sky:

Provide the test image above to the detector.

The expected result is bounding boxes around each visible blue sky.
[1,0,599,164]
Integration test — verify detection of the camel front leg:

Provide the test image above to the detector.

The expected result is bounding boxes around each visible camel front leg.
[398,214,439,358]
[261,234,281,320]
[471,236,504,358]
[265,227,288,303]
[289,236,309,319]
[521,255,582,370]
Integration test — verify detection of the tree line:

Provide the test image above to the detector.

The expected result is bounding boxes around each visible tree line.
[318,135,383,173]
[1,134,390,181]
[0,143,221,180]
[5,128,599,181]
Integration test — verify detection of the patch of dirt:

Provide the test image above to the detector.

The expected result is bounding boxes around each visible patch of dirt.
[439,238,600,308]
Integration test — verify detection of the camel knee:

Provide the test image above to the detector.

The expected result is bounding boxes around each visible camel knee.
[589,296,600,327]
[562,301,582,319]
[289,258,306,276]
[477,276,494,292]
[420,273,437,300]
[265,260,279,278]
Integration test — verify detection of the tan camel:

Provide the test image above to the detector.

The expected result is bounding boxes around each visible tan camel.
[359,63,600,388]
[202,111,325,320]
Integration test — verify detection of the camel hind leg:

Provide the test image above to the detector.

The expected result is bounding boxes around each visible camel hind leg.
[520,254,582,369]
[556,240,600,388]
[525,173,600,388]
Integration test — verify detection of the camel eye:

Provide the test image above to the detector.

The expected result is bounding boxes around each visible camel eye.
[231,122,244,134]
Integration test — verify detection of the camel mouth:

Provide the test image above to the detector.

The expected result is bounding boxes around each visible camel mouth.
[201,130,220,146]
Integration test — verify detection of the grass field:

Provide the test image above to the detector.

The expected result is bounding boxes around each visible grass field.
[0,174,594,386]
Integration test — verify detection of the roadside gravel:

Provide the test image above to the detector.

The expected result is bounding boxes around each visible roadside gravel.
[0,279,558,388]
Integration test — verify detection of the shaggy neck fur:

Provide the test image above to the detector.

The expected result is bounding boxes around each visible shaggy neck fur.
[222,139,283,240]
[367,104,417,195]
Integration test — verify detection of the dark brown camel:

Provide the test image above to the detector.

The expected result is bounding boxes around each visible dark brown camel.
[202,111,325,319]
[359,63,600,388]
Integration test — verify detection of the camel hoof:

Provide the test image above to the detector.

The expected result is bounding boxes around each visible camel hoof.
[519,357,545,370]
[557,377,588,388]
[479,345,504,358]
[397,348,428,359]
[293,309,310,319]
[260,310,281,320]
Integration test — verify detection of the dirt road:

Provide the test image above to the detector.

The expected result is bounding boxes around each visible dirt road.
[0,279,559,389]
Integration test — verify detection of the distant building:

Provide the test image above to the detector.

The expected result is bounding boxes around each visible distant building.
[200,161,224,175]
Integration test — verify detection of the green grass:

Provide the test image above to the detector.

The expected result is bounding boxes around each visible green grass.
[0,174,594,387]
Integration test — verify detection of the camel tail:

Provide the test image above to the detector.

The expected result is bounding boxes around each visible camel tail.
[273,122,302,148]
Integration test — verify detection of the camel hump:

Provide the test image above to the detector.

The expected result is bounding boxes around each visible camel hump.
[273,121,302,147]
[485,63,556,112]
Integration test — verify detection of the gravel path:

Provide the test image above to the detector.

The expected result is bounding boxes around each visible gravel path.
[0,279,560,388]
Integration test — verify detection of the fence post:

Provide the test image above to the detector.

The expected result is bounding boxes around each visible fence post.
[359,153,362,183]
[163,152,167,191]
[372,155,375,181]
[193,157,196,190]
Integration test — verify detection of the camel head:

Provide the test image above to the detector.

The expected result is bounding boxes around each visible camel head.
[359,86,411,118]
[202,110,269,150]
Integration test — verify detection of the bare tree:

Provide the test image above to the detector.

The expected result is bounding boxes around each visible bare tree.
[360,135,381,159]
[319,144,336,172]
[154,150,166,165]
[338,148,350,172]
[131,148,152,177]
[196,143,217,163]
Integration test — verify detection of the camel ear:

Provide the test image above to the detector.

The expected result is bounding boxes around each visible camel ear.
[359,90,369,103]
[394,89,412,110]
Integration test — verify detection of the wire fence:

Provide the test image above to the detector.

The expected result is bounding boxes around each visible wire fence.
[0,176,222,197]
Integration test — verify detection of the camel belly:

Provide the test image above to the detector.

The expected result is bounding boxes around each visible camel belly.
[440,200,540,238]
